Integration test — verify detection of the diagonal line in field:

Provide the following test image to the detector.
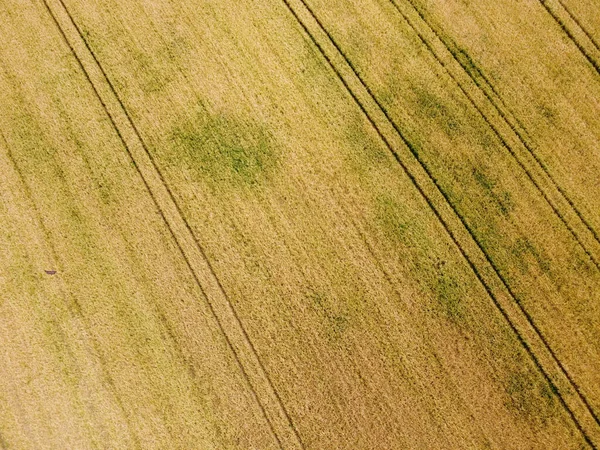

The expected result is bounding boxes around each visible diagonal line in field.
[0,55,217,443]
[390,0,600,271]
[38,0,306,448]
[556,0,600,53]
[279,0,600,446]
[540,0,600,75]
[383,0,600,430]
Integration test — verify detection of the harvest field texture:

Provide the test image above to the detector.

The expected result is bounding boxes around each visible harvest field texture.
[1,0,599,448]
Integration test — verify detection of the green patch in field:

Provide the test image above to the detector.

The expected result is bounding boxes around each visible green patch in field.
[342,114,389,179]
[510,237,551,275]
[374,194,467,324]
[132,53,170,94]
[569,249,597,281]
[374,193,439,265]
[537,104,557,122]
[80,23,188,96]
[309,290,350,341]
[94,177,114,205]
[11,114,55,164]
[472,167,494,191]
[169,112,279,192]
[411,85,461,137]
[433,264,465,322]
[40,315,81,388]
[472,167,515,216]
[504,368,557,425]
[56,108,118,206]
[375,194,412,240]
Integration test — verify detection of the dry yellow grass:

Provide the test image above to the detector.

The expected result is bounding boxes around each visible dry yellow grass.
[300,0,600,425]
[559,0,600,45]
[0,2,281,448]
[402,0,600,233]
[0,0,599,448]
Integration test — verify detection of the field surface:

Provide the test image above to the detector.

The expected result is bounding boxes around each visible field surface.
[0,0,599,448]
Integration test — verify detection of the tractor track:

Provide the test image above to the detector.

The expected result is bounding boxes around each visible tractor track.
[279,0,600,445]
[392,0,600,269]
[557,0,600,52]
[540,0,600,74]
[30,0,600,445]
[39,0,305,448]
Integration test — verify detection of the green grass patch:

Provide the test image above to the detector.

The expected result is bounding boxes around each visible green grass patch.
[510,236,551,275]
[410,84,461,137]
[472,167,515,216]
[169,111,279,192]
[342,114,390,178]
[433,264,465,321]
[504,367,558,425]
[375,194,411,239]
[374,194,466,323]
[308,290,351,341]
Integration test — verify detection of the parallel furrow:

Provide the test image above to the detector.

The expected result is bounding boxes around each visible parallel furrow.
[393,0,600,269]
[40,0,305,448]
[558,0,600,52]
[280,0,600,446]
[540,0,600,74]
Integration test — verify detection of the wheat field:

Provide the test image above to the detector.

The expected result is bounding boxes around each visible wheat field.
[0,0,599,448]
